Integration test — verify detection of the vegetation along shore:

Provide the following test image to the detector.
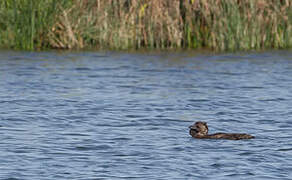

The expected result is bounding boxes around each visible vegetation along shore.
[0,0,291,51]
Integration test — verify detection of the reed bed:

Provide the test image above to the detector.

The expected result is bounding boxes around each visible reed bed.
[0,0,291,51]
[0,0,70,50]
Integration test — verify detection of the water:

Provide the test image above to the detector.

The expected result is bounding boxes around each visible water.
[0,50,292,179]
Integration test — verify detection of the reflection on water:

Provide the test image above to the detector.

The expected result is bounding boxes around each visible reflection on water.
[0,50,292,179]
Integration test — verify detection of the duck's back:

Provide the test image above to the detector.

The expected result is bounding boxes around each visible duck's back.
[208,133,255,140]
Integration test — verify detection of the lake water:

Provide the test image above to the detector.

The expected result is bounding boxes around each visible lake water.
[0,50,292,179]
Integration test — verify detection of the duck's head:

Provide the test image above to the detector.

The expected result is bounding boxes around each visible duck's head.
[189,121,209,135]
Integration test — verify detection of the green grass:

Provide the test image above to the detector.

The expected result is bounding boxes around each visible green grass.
[0,0,71,50]
[0,0,291,51]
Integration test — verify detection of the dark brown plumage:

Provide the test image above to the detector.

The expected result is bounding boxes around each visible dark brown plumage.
[189,121,254,140]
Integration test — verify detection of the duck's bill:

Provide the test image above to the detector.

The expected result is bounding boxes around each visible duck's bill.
[189,125,196,130]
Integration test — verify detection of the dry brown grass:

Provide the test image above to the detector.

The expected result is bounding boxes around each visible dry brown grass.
[1,0,290,51]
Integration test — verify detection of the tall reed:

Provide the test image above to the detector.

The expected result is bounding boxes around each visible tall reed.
[0,0,70,50]
[0,0,291,51]
[48,0,184,50]
[182,0,292,51]
[48,0,291,51]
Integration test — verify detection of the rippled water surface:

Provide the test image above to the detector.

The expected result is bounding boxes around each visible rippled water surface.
[0,50,292,179]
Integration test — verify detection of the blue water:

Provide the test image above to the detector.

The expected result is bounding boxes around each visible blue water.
[0,50,292,179]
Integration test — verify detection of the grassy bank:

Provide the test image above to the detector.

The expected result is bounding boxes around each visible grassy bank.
[0,0,291,51]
